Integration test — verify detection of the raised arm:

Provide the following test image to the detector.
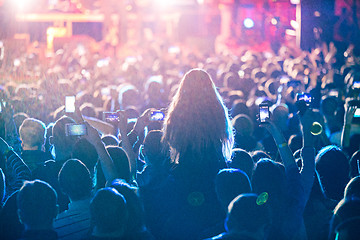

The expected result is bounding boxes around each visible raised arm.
[0,137,31,198]
[116,110,136,179]
[299,110,316,200]
[262,120,297,169]
[341,102,356,149]
[83,121,117,183]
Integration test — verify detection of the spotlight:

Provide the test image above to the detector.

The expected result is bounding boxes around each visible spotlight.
[243,18,254,29]
[271,18,278,25]
[290,0,300,4]
[290,20,299,29]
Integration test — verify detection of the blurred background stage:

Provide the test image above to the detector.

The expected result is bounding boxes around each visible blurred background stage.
[0,0,359,56]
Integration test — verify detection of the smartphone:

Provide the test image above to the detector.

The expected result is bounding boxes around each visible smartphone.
[296,93,312,105]
[353,81,360,89]
[259,103,270,123]
[65,96,76,113]
[65,123,87,136]
[103,112,119,122]
[354,109,360,118]
[150,111,165,121]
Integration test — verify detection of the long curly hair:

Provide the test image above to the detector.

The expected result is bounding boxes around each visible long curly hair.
[163,69,234,169]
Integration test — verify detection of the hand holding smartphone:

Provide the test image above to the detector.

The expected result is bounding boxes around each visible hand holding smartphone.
[103,112,119,123]
[65,123,87,136]
[149,111,165,121]
[259,103,270,123]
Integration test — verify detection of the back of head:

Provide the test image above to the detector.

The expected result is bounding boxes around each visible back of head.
[225,193,271,234]
[80,103,97,118]
[251,158,286,203]
[215,168,252,210]
[17,180,58,229]
[229,149,254,178]
[331,198,360,240]
[19,118,46,149]
[14,112,29,134]
[316,145,350,201]
[349,150,360,179]
[143,130,165,166]
[106,146,131,183]
[321,96,338,117]
[58,159,92,201]
[251,150,271,163]
[101,134,119,146]
[90,188,128,235]
[272,104,289,130]
[52,116,77,151]
[344,176,360,199]
[72,138,98,174]
[110,179,146,233]
[232,114,254,137]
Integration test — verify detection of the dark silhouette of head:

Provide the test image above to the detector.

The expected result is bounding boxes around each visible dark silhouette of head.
[106,146,131,183]
[228,148,254,182]
[101,134,119,146]
[72,138,98,175]
[143,130,166,166]
[58,159,92,202]
[17,180,58,230]
[50,116,78,161]
[344,176,360,199]
[110,179,147,236]
[349,150,360,179]
[330,198,360,240]
[215,168,252,210]
[90,188,128,237]
[225,193,271,238]
[251,158,286,205]
[316,145,349,201]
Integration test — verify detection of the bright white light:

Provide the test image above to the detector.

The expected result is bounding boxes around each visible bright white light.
[13,0,31,11]
[285,29,296,36]
[271,18,278,25]
[290,20,299,29]
[290,0,300,4]
[243,18,254,29]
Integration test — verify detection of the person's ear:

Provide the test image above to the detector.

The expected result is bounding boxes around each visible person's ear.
[17,209,23,225]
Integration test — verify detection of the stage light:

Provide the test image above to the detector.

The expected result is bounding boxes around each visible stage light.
[13,0,32,11]
[271,18,278,25]
[285,29,296,36]
[290,20,299,29]
[243,18,254,29]
[290,0,300,4]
